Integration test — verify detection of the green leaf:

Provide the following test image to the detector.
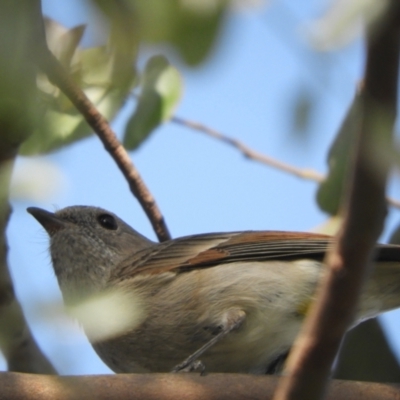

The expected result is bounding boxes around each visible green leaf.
[316,93,362,215]
[335,319,400,383]
[123,55,183,150]
[171,0,226,65]
[292,89,314,135]
[20,19,137,155]
[43,18,86,68]
[92,0,228,65]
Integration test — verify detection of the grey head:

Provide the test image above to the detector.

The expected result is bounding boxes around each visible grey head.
[27,206,155,304]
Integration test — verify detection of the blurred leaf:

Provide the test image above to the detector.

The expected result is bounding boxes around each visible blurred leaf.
[290,88,314,136]
[316,93,362,215]
[92,0,228,65]
[335,194,400,381]
[20,19,137,155]
[310,216,343,236]
[90,0,139,87]
[294,94,312,133]
[389,225,400,245]
[387,219,400,246]
[43,18,86,68]
[68,288,146,342]
[335,319,400,382]
[0,2,38,152]
[10,159,66,201]
[231,0,268,11]
[123,55,183,150]
[309,0,390,50]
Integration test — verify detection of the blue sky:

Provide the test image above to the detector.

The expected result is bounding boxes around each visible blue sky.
[3,0,400,374]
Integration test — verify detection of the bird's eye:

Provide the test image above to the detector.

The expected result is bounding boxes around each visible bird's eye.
[97,214,118,230]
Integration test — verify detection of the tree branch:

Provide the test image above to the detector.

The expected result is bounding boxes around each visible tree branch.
[171,116,325,182]
[35,15,171,242]
[273,3,400,400]
[1,372,400,400]
[171,116,400,210]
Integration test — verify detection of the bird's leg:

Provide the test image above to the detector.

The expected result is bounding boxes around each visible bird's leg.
[171,309,246,373]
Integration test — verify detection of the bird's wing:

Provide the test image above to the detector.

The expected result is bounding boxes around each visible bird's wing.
[112,230,400,281]
[112,231,332,280]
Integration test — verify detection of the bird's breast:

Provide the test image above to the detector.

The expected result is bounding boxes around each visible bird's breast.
[95,259,322,373]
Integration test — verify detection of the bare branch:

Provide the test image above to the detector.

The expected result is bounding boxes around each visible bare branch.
[1,372,400,400]
[171,116,325,182]
[35,27,171,242]
[273,3,400,400]
[171,116,400,210]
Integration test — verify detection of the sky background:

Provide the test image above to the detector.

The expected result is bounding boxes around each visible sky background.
[3,0,400,374]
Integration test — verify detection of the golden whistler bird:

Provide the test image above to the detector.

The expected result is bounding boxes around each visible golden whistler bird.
[28,206,400,374]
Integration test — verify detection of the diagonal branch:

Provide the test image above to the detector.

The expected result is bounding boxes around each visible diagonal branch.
[171,116,400,210]
[171,116,325,182]
[273,3,400,400]
[35,17,171,242]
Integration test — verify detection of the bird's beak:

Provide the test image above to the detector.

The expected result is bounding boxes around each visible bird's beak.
[27,207,67,236]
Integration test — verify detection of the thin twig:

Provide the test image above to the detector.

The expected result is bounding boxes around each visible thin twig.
[171,116,400,209]
[35,29,171,242]
[273,3,400,400]
[171,116,325,182]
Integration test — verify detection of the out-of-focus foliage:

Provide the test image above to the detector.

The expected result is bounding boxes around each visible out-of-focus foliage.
[93,0,229,65]
[20,0,229,155]
[310,216,342,236]
[311,0,392,216]
[309,0,389,50]
[390,224,400,245]
[291,88,314,136]
[335,319,400,383]
[10,159,66,201]
[0,2,38,154]
[124,56,183,150]
[317,93,362,215]
[68,288,146,342]
[20,18,138,155]
[317,88,394,216]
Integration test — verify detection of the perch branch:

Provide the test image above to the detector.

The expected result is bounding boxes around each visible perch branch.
[1,372,400,400]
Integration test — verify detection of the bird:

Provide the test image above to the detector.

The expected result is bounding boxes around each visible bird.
[27,205,400,374]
